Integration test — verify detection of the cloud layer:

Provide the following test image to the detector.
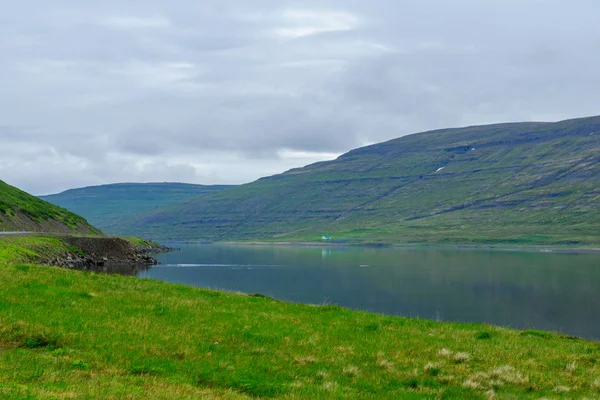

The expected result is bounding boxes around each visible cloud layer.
[1,0,599,194]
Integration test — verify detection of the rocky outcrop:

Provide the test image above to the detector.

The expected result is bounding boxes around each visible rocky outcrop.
[41,236,171,274]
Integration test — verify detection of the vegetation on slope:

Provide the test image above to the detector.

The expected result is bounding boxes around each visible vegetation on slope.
[41,183,232,235]
[0,240,600,399]
[128,116,600,245]
[0,180,99,235]
[0,236,70,264]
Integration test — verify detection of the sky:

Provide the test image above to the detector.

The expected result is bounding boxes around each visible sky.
[1,0,599,195]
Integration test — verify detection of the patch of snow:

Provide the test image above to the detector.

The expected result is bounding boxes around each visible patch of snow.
[436,167,445,172]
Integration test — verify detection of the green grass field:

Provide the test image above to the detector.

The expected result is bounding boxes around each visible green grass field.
[1,237,600,399]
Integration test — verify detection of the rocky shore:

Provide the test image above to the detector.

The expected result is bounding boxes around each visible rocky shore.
[41,236,172,275]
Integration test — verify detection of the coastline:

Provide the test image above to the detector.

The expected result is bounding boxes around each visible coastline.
[0,234,174,270]
[179,239,600,254]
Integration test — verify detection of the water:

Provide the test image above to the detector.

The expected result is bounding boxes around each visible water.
[139,244,600,340]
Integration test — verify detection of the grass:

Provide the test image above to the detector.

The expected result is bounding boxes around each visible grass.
[0,236,69,264]
[1,238,600,398]
[0,179,98,234]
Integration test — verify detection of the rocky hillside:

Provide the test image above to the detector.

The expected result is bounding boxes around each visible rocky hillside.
[0,179,99,235]
[122,116,600,245]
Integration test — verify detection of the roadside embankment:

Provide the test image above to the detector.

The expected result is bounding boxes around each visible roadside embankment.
[0,234,171,272]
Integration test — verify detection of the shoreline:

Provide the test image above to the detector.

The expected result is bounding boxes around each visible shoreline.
[166,239,600,254]
[0,234,171,269]
[4,232,599,254]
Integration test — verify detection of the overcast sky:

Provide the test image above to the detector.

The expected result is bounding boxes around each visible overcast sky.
[1,0,599,194]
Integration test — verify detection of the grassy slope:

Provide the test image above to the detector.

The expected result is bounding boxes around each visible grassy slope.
[1,238,600,399]
[0,236,71,263]
[41,183,232,235]
[0,180,99,235]
[129,116,600,245]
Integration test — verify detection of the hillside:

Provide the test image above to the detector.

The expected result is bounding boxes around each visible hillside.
[41,183,232,235]
[0,179,99,235]
[128,116,600,245]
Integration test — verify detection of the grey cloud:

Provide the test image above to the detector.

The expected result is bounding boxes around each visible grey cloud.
[1,0,600,194]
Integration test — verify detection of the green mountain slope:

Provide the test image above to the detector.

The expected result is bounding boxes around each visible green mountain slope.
[0,180,99,235]
[129,116,600,245]
[41,183,232,235]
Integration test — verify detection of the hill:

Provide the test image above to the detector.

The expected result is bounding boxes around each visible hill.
[41,183,232,235]
[127,116,600,245]
[0,179,99,235]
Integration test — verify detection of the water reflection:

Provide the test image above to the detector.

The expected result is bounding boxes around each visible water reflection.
[73,262,151,276]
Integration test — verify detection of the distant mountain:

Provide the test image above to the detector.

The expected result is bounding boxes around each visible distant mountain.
[127,116,600,246]
[0,179,99,235]
[41,183,232,235]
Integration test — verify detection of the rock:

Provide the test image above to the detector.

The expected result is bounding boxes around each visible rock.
[38,236,166,273]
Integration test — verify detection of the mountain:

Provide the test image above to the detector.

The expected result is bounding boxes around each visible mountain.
[124,116,600,246]
[0,179,99,235]
[41,183,232,235]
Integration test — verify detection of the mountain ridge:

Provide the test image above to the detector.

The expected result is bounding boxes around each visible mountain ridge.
[41,182,233,235]
[121,115,600,245]
[44,181,222,196]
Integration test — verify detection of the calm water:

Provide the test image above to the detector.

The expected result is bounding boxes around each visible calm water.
[140,244,600,340]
